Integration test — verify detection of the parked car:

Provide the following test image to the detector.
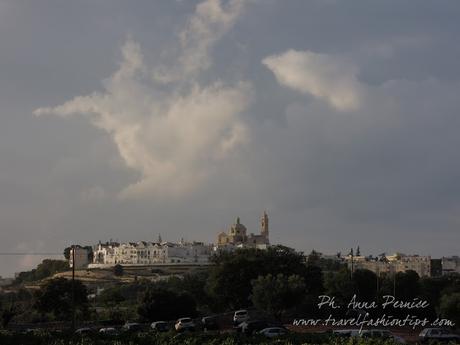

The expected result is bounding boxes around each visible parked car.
[419,328,460,343]
[74,327,94,336]
[23,329,41,335]
[99,327,118,335]
[258,327,288,338]
[122,322,144,333]
[237,320,270,335]
[151,321,170,332]
[360,329,406,344]
[201,316,219,331]
[175,317,195,332]
[332,329,361,338]
[233,309,249,325]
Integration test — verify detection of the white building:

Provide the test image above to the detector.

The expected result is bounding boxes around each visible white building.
[442,256,460,275]
[69,247,90,269]
[388,254,431,277]
[92,240,212,266]
[347,253,432,277]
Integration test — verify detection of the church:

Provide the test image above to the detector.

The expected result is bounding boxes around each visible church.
[216,212,270,249]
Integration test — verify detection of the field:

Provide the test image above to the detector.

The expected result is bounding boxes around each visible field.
[0,330,428,345]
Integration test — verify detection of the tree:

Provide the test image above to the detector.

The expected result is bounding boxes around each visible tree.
[63,245,94,262]
[420,276,453,315]
[304,265,324,296]
[34,278,88,320]
[306,250,321,266]
[324,267,354,307]
[207,246,310,310]
[138,287,197,321]
[163,272,213,311]
[352,269,378,301]
[13,259,69,284]
[440,292,460,328]
[0,297,17,329]
[251,274,305,320]
[64,247,71,261]
[98,287,125,306]
[395,270,420,300]
[1,306,16,329]
[113,264,124,277]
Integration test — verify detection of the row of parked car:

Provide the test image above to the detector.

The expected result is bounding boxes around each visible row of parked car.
[76,316,215,336]
[75,313,226,336]
[74,309,289,339]
[73,312,460,342]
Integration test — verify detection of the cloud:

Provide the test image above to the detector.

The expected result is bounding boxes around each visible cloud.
[81,186,106,201]
[34,0,252,199]
[263,49,363,111]
[155,0,247,82]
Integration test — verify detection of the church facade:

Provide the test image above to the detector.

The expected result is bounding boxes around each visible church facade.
[216,212,270,249]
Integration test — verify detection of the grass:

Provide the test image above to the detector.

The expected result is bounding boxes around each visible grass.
[0,330,420,345]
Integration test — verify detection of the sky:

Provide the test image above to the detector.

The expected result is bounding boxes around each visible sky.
[1,0,460,277]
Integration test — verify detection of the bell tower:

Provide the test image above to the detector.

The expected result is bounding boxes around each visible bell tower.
[260,211,269,240]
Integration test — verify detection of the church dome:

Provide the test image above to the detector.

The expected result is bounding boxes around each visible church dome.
[230,217,247,235]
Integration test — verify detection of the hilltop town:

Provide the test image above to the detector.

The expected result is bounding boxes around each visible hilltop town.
[62,212,460,281]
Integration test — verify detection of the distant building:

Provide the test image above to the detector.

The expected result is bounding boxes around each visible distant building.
[347,255,393,275]
[430,259,442,277]
[216,212,270,249]
[91,240,212,266]
[389,253,431,277]
[442,256,460,275]
[69,247,90,269]
[0,276,13,287]
[347,253,432,277]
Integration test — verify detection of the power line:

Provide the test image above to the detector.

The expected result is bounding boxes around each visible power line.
[0,253,62,256]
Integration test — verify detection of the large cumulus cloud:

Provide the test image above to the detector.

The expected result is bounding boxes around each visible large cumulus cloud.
[35,0,252,199]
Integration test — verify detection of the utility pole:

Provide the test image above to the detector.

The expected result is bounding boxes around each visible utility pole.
[71,244,76,331]
[376,268,379,301]
[349,248,354,280]
[393,271,396,297]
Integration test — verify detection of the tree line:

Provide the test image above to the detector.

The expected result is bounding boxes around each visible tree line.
[1,246,459,328]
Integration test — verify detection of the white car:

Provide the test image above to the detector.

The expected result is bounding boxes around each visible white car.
[175,317,195,331]
[74,327,93,335]
[151,321,169,332]
[99,327,118,335]
[233,309,249,325]
[259,327,288,338]
[419,328,460,343]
